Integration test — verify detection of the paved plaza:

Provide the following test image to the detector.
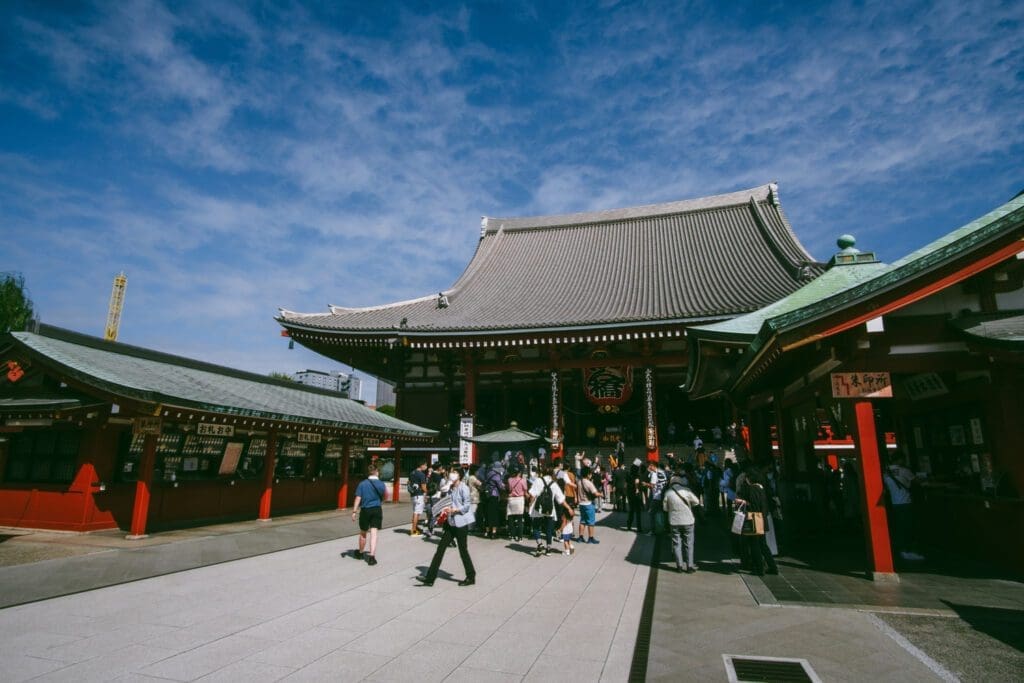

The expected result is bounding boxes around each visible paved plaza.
[0,508,1021,682]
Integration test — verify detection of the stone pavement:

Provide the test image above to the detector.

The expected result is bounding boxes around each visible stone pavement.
[0,508,1007,682]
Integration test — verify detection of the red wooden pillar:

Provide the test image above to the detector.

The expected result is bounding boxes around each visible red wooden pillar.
[392,443,402,502]
[127,433,157,539]
[464,352,478,465]
[258,430,278,521]
[852,400,897,581]
[337,437,351,509]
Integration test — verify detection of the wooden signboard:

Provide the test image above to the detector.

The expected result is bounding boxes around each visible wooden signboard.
[831,372,892,399]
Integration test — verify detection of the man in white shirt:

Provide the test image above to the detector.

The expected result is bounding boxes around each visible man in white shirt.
[528,465,572,557]
[883,455,924,561]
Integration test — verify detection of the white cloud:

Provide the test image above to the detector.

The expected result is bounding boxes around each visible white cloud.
[2,0,1022,375]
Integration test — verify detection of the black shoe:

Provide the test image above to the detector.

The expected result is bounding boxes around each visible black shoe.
[352,550,363,560]
[366,555,377,566]
[458,577,476,586]
[675,566,685,573]
[415,576,434,587]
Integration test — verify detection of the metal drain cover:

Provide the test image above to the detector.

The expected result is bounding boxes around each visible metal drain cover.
[723,655,821,683]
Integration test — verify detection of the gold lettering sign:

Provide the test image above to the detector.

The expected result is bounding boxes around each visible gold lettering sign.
[198,423,235,437]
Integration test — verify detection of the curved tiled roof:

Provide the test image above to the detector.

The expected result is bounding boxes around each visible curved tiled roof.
[10,326,436,439]
[279,184,822,336]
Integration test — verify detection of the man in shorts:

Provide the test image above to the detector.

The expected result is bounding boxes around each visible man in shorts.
[351,465,386,565]
[409,461,428,536]
[577,467,601,544]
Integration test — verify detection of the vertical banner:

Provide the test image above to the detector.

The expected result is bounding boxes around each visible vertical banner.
[459,414,474,465]
[550,370,563,459]
[644,367,659,460]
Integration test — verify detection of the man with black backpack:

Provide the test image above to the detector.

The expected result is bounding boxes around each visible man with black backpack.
[527,464,572,556]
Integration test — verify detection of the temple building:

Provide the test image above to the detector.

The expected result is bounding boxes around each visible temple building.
[687,191,1024,575]
[0,325,435,534]
[277,184,823,463]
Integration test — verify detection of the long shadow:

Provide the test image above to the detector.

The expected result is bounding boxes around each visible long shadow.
[942,601,1024,652]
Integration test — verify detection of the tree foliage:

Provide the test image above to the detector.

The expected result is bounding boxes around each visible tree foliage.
[0,273,34,334]
[267,371,294,381]
[376,404,396,417]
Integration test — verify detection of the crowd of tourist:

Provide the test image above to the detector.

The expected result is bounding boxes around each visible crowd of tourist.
[350,420,932,585]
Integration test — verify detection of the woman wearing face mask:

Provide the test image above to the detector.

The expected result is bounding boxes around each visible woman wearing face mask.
[417,468,477,587]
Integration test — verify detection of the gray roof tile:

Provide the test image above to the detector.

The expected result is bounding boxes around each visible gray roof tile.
[11,326,436,439]
[279,184,822,335]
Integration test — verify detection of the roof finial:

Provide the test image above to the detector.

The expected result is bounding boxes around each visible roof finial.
[828,234,879,267]
[480,216,489,238]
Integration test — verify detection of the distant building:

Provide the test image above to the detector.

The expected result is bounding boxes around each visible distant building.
[376,379,396,407]
[293,369,361,399]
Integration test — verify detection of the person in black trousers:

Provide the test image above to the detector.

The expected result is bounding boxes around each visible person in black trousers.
[417,468,476,587]
[735,467,778,576]
[626,459,646,532]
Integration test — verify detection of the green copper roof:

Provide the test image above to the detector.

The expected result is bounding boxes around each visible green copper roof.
[765,194,1024,336]
[10,326,436,439]
[692,261,889,340]
[686,191,1024,396]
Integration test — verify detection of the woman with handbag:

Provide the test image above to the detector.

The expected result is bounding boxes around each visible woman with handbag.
[417,468,477,587]
[735,467,778,576]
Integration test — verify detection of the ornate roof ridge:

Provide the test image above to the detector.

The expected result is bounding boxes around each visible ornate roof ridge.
[323,293,440,316]
[482,183,775,232]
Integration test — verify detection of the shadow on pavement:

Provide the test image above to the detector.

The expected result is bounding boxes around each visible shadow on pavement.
[943,601,1024,652]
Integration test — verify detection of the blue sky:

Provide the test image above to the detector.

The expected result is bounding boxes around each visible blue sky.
[2,1,1022,397]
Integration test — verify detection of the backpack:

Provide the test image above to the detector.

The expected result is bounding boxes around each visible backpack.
[536,480,556,516]
[407,477,420,496]
[485,467,503,498]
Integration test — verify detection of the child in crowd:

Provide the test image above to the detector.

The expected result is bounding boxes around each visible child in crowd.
[560,506,575,556]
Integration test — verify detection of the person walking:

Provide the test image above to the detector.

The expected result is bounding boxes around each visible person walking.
[664,469,701,573]
[408,460,428,536]
[351,464,386,566]
[417,468,477,586]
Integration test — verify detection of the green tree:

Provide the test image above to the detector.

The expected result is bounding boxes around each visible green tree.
[268,371,294,381]
[0,273,34,334]
[376,404,396,417]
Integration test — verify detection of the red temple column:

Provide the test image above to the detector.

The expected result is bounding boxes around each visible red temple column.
[337,437,351,509]
[643,367,659,462]
[258,430,278,521]
[392,443,402,502]
[749,405,773,463]
[852,400,897,581]
[127,433,157,539]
